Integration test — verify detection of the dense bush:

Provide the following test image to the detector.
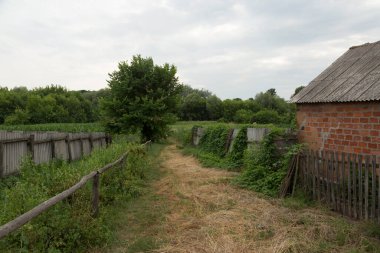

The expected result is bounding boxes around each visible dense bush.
[0,137,153,252]
[233,109,254,123]
[234,131,303,196]
[251,109,280,124]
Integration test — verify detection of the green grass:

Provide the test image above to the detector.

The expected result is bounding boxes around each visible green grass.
[182,146,239,170]
[98,143,168,253]
[0,122,105,132]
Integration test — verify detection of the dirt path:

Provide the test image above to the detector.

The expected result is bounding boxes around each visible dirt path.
[105,144,378,253]
[152,145,340,253]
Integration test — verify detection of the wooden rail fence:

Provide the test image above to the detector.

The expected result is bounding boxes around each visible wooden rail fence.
[302,150,380,222]
[0,140,151,240]
[0,131,111,177]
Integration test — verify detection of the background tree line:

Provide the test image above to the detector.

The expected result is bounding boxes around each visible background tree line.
[0,85,110,125]
[178,85,298,125]
[0,84,299,126]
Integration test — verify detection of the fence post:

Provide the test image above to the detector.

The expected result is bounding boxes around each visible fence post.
[0,142,4,178]
[92,173,100,218]
[89,134,93,152]
[80,137,84,157]
[27,134,35,162]
[66,135,72,162]
[51,138,55,159]
[106,134,112,147]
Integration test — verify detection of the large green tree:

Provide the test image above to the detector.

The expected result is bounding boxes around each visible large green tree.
[101,55,181,141]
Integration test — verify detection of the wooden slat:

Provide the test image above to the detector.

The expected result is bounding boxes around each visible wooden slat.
[358,154,363,219]
[327,151,331,207]
[352,154,358,219]
[335,151,340,212]
[0,143,4,178]
[66,135,72,162]
[340,152,345,215]
[312,151,316,200]
[322,151,327,202]
[364,156,369,220]
[331,152,336,210]
[378,157,380,223]
[347,153,352,217]
[305,150,310,193]
[371,155,376,220]
[0,137,30,144]
[302,151,309,192]
[291,155,300,196]
[317,151,321,201]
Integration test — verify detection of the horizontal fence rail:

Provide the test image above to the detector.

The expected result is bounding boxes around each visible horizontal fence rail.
[0,140,151,240]
[0,131,111,177]
[301,150,380,222]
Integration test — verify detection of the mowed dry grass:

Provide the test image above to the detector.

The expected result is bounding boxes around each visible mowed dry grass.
[152,145,380,253]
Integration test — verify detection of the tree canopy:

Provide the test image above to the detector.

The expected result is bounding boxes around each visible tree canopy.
[101,55,181,141]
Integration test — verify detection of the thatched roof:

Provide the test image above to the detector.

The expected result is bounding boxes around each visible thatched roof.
[291,41,380,103]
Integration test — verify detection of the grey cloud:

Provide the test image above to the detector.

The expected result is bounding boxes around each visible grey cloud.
[0,0,379,99]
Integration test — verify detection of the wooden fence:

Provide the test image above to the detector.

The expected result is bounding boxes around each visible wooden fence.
[302,150,380,222]
[0,131,111,178]
[0,141,151,239]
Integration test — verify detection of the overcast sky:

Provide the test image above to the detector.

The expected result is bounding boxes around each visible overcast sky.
[0,0,379,100]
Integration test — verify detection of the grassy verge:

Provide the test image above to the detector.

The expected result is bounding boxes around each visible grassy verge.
[96,142,168,253]
[0,137,160,252]
[0,122,104,132]
[278,191,380,252]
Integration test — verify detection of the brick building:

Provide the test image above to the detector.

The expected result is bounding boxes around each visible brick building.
[291,41,380,155]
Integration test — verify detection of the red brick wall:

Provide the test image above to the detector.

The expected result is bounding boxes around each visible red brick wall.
[296,102,380,155]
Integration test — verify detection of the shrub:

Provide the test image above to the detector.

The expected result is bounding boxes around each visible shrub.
[252,109,280,124]
[233,109,254,123]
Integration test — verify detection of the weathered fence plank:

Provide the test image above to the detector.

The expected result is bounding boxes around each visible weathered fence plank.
[352,154,358,218]
[312,151,316,200]
[358,154,363,219]
[371,155,376,220]
[317,151,321,201]
[0,143,4,177]
[302,150,380,222]
[0,131,109,178]
[339,152,347,214]
[335,151,340,212]
[365,156,369,220]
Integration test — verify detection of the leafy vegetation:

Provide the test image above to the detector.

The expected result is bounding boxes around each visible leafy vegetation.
[176,85,296,126]
[0,137,159,252]
[0,85,109,125]
[234,130,303,196]
[101,55,181,141]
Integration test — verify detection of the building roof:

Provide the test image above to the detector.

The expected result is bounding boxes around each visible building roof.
[291,40,380,103]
